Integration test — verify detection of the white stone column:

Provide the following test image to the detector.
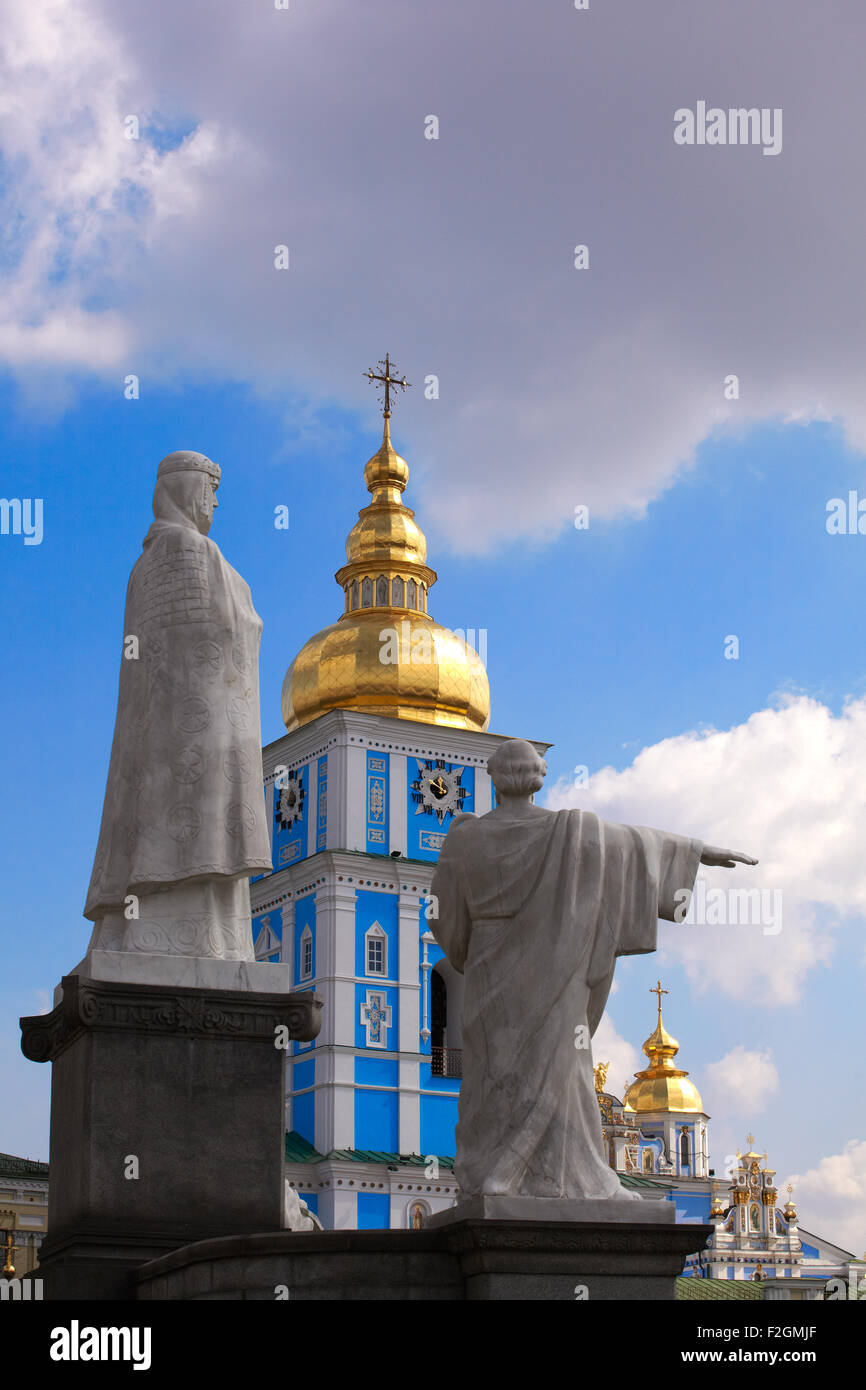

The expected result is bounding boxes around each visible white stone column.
[474,767,492,815]
[313,879,358,1153]
[315,1048,355,1154]
[306,759,319,860]
[318,1185,356,1231]
[389,754,407,855]
[398,1058,420,1156]
[345,744,367,852]
[396,891,421,1154]
[280,899,295,979]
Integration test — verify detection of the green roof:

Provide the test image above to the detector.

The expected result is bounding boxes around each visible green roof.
[285,1134,668,1189]
[677,1277,763,1300]
[0,1152,49,1179]
[617,1173,669,1190]
[285,1131,454,1168]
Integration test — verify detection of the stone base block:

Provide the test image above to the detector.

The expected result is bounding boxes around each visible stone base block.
[425,1195,675,1228]
[136,1219,711,1301]
[20,974,321,1300]
[54,951,295,1005]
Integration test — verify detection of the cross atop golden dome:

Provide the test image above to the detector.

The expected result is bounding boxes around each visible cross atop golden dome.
[280,361,491,733]
[622,982,705,1115]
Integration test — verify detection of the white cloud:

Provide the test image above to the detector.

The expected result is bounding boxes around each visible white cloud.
[546,694,866,1004]
[704,1045,779,1114]
[784,1140,866,1260]
[1,0,865,549]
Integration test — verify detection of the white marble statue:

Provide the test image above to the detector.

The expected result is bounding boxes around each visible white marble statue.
[283,1180,323,1232]
[430,739,756,1203]
[83,451,272,961]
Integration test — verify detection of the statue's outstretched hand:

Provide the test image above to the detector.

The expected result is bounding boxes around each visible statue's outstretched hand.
[700,845,759,869]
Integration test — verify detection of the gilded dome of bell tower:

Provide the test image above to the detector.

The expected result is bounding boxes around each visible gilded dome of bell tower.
[623,980,704,1115]
[281,357,490,734]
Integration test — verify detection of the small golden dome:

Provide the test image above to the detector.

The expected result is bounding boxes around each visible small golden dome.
[362,420,410,496]
[623,982,705,1114]
[345,431,427,569]
[281,415,491,733]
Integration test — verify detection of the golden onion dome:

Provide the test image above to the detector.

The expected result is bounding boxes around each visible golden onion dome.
[281,415,491,733]
[623,987,705,1115]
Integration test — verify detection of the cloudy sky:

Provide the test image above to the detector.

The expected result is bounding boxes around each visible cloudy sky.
[2,0,865,1255]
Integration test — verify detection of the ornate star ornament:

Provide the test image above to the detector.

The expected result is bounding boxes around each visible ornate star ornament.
[276,772,306,830]
[410,759,467,824]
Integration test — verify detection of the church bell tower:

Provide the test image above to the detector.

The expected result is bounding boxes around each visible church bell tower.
[250,358,548,1230]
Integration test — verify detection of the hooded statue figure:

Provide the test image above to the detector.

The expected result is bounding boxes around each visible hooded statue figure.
[83,451,272,960]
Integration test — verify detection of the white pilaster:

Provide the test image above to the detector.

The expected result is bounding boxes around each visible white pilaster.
[315,1048,355,1154]
[389,753,407,855]
[307,759,318,860]
[398,1058,421,1157]
[318,1186,356,1231]
[346,743,367,852]
[280,899,295,979]
[315,880,357,1048]
[474,767,492,815]
[397,892,421,1054]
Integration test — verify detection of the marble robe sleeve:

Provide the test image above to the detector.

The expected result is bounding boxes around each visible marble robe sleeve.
[430,808,702,1200]
[84,523,273,920]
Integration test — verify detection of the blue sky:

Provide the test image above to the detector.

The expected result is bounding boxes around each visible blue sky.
[3,385,864,1251]
[1,0,865,1254]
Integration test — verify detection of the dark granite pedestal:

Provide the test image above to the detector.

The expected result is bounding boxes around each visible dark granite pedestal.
[20,973,321,1301]
[136,1217,711,1301]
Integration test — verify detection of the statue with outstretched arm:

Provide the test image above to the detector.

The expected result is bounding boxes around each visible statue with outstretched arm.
[430,738,756,1203]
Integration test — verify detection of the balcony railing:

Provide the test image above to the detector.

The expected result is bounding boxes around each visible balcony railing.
[431,1046,462,1079]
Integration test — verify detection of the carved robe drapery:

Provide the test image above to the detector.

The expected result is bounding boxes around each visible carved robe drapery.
[84,473,271,957]
[430,808,702,1201]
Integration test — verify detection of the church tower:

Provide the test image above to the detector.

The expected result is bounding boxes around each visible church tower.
[693,1139,805,1280]
[250,362,548,1230]
[622,983,710,1181]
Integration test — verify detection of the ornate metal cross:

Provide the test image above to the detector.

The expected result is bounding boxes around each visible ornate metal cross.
[650,979,669,1017]
[365,352,411,418]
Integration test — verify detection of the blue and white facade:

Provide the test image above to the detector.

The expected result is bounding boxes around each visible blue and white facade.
[250,705,548,1229]
[250,708,864,1282]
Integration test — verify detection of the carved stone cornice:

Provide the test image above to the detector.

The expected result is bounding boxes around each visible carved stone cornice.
[20,974,322,1063]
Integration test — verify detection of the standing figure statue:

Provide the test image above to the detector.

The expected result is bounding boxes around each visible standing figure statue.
[430,738,756,1203]
[84,451,272,960]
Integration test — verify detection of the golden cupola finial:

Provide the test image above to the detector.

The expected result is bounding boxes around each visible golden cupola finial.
[623,981,705,1114]
[280,357,491,734]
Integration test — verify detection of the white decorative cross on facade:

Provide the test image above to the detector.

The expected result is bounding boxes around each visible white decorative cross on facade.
[360,990,392,1049]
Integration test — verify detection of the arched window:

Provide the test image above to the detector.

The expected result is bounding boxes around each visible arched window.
[643,1148,654,1173]
[431,968,446,1051]
[680,1130,690,1170]
[365,922,387,976]
[376,575,388,605]
[361,577,372,607]
[430,960,464,1078]
[351,579,359,610]
[407,578,417,608]
[420,584,427,611]
[299,925,313,981]
[392,576,404,607]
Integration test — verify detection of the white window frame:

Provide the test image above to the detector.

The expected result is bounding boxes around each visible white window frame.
[300,925,313,981]
[365,921,388,977]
